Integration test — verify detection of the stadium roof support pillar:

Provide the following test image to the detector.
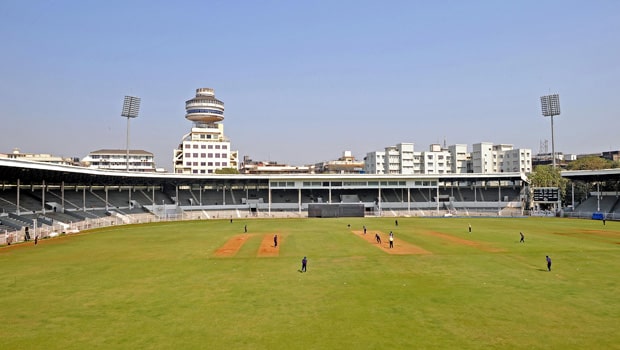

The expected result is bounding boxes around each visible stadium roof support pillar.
[407,188,411,214]
[61,181,64,213]
[16,178,20,216]
[42,180,46,215]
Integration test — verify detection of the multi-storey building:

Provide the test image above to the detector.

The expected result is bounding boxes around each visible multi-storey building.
[173,88,239,174]
[314,151,365,174]
[472,142,531,173]
[421,144,452,174]
[383,143,415,175]
[448,144,470,173]
[363,151,385,174]
[365,142,531,175]
[82,149,156,172]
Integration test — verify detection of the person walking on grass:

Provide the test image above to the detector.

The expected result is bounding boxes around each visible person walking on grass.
[274,234,278,247]
[546,255,552,271]
[520,232,525,243]
[363,225,367,235]
[301,256,307,272]
[375,233,382,244]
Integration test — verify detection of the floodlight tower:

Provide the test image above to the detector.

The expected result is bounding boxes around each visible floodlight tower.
[540,94,561,168]
[121,96,141,171]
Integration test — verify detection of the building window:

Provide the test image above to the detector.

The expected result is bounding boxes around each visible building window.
[193,145,198,149]
[215,162,221,166]
[193,153,198,157]
[222,145,228,149]
[201,153,206,157]
[208,153,213,157]
[208,162,213,166]
[185,153,190,157]
[201,145,206,149]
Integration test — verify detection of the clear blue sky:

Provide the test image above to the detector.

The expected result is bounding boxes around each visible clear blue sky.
[1,1,619,171]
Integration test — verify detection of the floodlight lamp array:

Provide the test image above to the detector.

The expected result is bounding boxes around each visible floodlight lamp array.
[121,96,141,118]
[540,94,560,117]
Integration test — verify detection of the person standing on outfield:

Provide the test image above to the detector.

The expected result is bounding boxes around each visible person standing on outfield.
[546,256,552,271]
[395,219,398,226]
[389,234,394,248]
[301,256,307,272]
[375,233,382,244]
[468,224,472,233]
[363,225,367,234]
[244,224,247,233]
[520,232,525,243]
[274,234,278,247]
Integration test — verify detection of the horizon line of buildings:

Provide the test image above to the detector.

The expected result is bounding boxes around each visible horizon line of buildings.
[2,86,619,175]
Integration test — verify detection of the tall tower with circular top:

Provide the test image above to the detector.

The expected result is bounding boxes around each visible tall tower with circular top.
[173,88,238,174]
[185,88,225,125]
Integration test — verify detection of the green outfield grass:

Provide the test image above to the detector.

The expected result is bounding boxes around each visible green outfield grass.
[1,217,619,349]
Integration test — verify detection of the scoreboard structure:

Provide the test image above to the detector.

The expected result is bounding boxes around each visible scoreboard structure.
[532,187,560,203]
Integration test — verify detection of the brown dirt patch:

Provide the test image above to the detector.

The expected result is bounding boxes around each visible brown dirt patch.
[553,229,619,244]
[214,234,252,257]
[352,230,432,255]
[257,234,282,257]
[422,230,504,252]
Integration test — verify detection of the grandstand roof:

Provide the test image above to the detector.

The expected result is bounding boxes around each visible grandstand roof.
[560,168,620,182]
[0,158,528,186]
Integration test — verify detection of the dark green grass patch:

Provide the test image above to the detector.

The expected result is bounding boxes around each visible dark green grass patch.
[1,217,619,349]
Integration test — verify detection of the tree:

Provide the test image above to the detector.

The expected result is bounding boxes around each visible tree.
[528,165,569,208]
[566,156,614,170]
[528,165,566,189]
[215,167,240,174]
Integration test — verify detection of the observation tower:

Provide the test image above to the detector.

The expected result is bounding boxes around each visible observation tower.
[173,87,238,174]
[185,87,225,125]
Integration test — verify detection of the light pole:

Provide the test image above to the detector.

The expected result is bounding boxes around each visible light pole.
[121,96,141,171]
[540,94,561,168]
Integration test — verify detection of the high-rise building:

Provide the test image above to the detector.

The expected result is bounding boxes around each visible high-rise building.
[173,88,238,174]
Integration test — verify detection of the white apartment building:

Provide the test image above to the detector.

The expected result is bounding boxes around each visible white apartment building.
[384,143,415,175]
[421,144,452,174]
[449,144,470,173]
[501,148,532,173]
[472,142,531,173]
[363,151,385,174]
[82,149,156,172]
[365,142,531,175]
[173,88,239,174]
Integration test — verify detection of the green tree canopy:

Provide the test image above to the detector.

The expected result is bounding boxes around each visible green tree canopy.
[566,156,616,170]
[528,165,568,200]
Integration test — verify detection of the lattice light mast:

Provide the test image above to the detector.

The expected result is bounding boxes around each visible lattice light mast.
[121,96,141,171]
[540,94,561,168]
